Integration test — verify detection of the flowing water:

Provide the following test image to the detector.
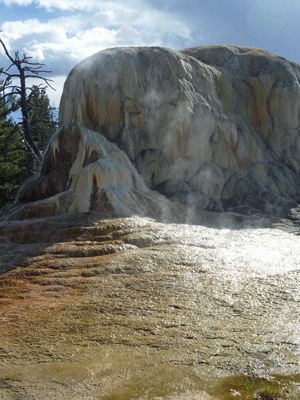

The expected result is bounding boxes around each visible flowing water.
[107,219,300,377]
[1,215,300,399]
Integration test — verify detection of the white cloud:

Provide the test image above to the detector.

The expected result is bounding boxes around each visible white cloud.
[1,0,91,9]
[0,3,191,62]
[0,0,183,14]
[47,75,66,108]
[0,1,193,107]
[1,0,32,4]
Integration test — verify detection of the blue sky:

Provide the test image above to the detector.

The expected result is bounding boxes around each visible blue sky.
[1,0,300,108]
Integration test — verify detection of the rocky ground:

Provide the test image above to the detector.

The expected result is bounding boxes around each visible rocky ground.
[1,209,300,399]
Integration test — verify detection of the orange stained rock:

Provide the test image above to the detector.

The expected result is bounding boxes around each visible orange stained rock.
[246,77,270,141]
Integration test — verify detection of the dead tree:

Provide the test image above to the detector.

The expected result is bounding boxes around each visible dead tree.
[0,38,55,175]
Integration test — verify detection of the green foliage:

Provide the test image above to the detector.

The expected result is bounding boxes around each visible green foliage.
[0,37,57,181]
[28,85,58,152]
[0,80,27,207]
[0,39,59,209]
[210,374,300,400]
[0,77,58,208]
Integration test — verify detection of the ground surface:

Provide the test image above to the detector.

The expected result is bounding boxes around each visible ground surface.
[1,211,300,399]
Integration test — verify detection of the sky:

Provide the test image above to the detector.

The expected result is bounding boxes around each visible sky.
[1,0,300,108]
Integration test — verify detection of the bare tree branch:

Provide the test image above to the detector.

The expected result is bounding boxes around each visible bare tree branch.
[0,91,19,100]
[0,37,57,174]
[0,38,15,65]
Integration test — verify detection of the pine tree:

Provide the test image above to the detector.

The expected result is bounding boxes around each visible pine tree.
[0,39,58,208]
[28,85,58,152]
[0,38,55,176]
[0,83,58,208]
[0,78,27,207]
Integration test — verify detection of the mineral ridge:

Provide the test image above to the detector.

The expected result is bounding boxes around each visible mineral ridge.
[2,45,300,222]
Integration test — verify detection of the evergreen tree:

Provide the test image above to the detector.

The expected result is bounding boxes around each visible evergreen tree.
[0,84,58,208]
[0,39,58,208]
[0,78,27,207]
[28,85,58,152]
[0,38,55,176]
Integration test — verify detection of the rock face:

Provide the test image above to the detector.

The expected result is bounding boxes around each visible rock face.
[181,45,300,214]
[2,45,300,222]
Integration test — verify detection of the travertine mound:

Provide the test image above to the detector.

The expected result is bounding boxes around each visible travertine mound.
[181,45,300,213]
[2,45,300,221]
[1,123,177,222]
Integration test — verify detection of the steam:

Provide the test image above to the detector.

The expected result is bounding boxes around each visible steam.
[7,46,300,226]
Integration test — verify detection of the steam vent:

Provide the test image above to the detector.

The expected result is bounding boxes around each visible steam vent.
[2,44,300,222]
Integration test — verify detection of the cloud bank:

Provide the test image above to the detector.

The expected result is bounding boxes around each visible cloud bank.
[1,0,300,107]
[1,0,195,105]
